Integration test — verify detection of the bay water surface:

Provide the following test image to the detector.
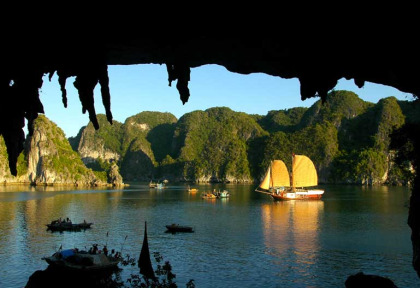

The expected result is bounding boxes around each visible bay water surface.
[0,183,418,287]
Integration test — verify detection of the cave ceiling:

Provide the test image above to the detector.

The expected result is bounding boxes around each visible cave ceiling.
[1,37,419,175]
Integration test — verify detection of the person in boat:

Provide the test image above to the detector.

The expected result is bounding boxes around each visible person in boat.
[275,187,285,195]
[89,244,99,254]
[103,245,108,256]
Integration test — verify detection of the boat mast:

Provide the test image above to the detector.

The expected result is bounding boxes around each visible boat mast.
[269,160,273,189]
[291,153,295,192]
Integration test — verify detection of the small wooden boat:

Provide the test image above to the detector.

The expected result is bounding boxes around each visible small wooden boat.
[201,192,217,199]
[150,181,164,189]
[46,219,93,232]
[215,189,230,198]
[165,224,194,233]
[42,245,121,272]
[187,185,198,193]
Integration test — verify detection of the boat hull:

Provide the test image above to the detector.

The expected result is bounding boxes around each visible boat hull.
[46,222,93,231]
[216,190,230,198]
[201,193,217,199]
[165,224,194,233]
[42,250,120,272]
[271,189,324,201]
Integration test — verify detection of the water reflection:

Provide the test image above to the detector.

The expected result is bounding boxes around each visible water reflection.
[261,200,324,279]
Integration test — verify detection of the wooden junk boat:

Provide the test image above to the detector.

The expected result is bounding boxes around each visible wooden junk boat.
[256,154,324,201]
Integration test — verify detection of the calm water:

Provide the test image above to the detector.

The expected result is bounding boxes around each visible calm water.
[0,183,418,288]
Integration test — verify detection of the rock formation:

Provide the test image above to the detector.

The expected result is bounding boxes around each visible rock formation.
[0,115,124,186]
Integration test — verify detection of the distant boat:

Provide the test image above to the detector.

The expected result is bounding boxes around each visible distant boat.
[149,181,164,189]
[46,219,93,232]
[215,189,230,198]
[42,245,121,272]
[187,186,198,193]
[201,192,217,199]
[256,154,324,200]
[165,224,194,233]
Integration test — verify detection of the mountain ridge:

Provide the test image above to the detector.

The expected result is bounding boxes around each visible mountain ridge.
[0,90,417,186]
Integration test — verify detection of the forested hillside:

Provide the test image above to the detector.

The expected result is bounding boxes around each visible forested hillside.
[1,90,416,186]
[70,90,417,185]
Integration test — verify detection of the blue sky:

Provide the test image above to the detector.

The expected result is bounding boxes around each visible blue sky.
[39,64,414,138]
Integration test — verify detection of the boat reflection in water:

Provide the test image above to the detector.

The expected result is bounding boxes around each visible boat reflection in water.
[261,200,324,284]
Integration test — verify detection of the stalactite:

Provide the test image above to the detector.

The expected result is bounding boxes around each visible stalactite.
[73,70,100,129]
[176,65,190,105]
[166,63,176,87]
[98,64,113,124]
[318,77,338,104]
[299,75,338,104]
[354,78,365,89]
[299,77,317,100]
[166,63,191,104]
[13,69,44,136]
[0,68,44,176]
[0,74,26,176]
[56,69,74,109]
[2,123,25,176]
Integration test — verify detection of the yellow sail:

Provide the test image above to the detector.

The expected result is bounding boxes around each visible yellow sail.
[259,165,271,190]
[292,155,318,187]
[270,160,290,187]
[259,160,290,190]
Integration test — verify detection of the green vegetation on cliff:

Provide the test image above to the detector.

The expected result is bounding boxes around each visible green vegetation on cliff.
[258,107,307,133]
[77,114,124,155]
[0,115,109,185]
[8,89,412,186]
[120,112,177,180]
[70,91,417,185]
[331,96,406,184]
[173,107,267,181]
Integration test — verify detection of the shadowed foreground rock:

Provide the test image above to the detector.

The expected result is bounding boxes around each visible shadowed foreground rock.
[25,267,120,288]
[345,272,398,288]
